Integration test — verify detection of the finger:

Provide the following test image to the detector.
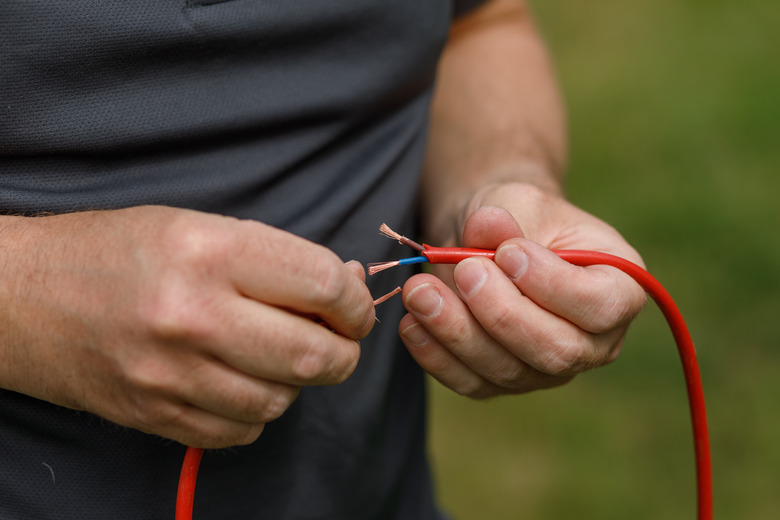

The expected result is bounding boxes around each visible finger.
[155,293,362,387]
[229,221,375,339]
[131,398,268,449]
[344,260,367,283]
[453,256,613,376]
[104,360,270,448]
[399,274,571,393]
[493,239,647,334]
[462,205,525,248]
[431,205,525,290]
[398,313,505,399]
[180,356,300,425]
[401,275,527,385]
[222,298,363,386]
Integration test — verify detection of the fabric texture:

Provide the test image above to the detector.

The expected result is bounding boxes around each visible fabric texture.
[1,0,485,518]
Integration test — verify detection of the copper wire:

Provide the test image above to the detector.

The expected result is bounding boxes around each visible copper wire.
[379,223,425,252]
[372,286,402,306]
[367,261,400,276]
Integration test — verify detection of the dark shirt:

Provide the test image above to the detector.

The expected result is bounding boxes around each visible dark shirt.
[0,1,483,518]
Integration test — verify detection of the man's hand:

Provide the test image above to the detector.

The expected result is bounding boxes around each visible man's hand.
[398,183,646,398]
[410,1,645,397]
[0,206,375,448]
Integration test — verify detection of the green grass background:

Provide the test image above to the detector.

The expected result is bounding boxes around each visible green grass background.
[428,1,780,518]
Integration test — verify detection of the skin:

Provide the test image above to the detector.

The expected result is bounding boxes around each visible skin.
[0,0,645,450]
[399,0,647,398]
[0,207,375,448]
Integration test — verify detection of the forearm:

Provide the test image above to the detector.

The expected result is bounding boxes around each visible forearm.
[422,0,567,244]
[0,216,39,398]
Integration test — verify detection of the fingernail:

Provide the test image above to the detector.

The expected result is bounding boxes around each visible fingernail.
[404,283,443,319]
[454,258,488,299]
[400,322,431,347]
[495,245,528,281]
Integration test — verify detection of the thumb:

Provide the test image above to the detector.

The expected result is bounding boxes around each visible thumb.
[344,260,367,284]
[462,206,525,249]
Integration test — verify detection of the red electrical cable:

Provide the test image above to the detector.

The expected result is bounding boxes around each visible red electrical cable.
[175,447,203,520]
[175,238,713,520]
[369,227,711,520]
[554,249,712,520]
[173,287,404,519]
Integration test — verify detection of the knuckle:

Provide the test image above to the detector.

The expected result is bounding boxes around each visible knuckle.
[487,362,527,390]
[331,341,361,383]
[259,387,298,422]
[538,331,622,377]
[167,218,230,268]
[200,423,266,449]
[234,424,266,447]
[290,339,359,384]
[482,303,517,337]
[583,273,647,334]
[586,289,627,333]
[585,313,617,335]
[129,397,183,435]
[290,341,332,382]
[536,336,590,376]
[308,255,347,307]
[125,357,174,396]
[453,377,493,400]
[140,287,217,343]
[142,300,187,340]
[435,314,474,352]
[605,340,624,364]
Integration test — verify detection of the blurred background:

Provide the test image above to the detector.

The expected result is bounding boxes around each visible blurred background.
[429,0,780,518]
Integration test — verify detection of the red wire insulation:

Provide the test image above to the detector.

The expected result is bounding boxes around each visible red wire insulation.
[551,250,712,519]
[175,447,203,520]
[421,245,496,263]
[423,247,712,519]
[174,248,713,520]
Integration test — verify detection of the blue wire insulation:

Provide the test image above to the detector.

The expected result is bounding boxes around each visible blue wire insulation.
[397,256,428,266]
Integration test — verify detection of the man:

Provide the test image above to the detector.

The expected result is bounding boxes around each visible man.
[0,0,645,517]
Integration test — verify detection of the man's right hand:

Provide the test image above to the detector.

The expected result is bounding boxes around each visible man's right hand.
[0,206,375,448]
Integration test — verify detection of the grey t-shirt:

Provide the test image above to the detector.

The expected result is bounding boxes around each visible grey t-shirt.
[1,0,483,518]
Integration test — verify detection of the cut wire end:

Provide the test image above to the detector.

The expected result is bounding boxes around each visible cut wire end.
[373,286,402,306]
[368,261,400,276]
[379,223,425,252]
[368,256,428,276]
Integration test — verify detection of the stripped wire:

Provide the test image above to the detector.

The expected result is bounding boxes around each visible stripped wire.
[373,286,402,306]
[379,223,425,251]
[368,257,427,275]
[369,223,495,275]
[176,223,712,520]
[367,223,713,520]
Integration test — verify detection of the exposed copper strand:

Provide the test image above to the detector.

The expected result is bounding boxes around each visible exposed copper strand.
[373,286,402,306]
[368,261,400,276]
[379,223,425,251]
